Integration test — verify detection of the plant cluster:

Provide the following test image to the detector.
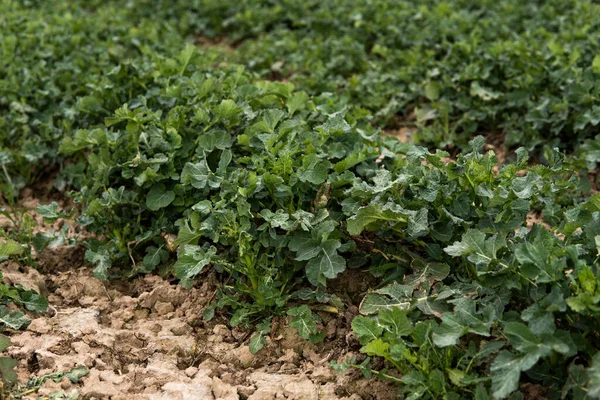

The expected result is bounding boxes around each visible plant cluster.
[1,0,600,398]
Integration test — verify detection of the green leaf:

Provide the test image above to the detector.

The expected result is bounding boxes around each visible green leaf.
[491,351,540,399]
[444,229,506,268]
[592,55,600,74]
[0,306,30,330]
[84,247,112,280]
[305,239,345,286]
[213,99,241,122]
[288,233,321,261]
[249,332,267,354]
[361,338,390,358]
[36,202,63,222]
[173,245,216,282]
[317,114,351,134]
[288,305,318,339]
[146,183,175,211]
[296,154,332,185]
[64,365,89,383]
[19,291,48,313]
[347,202,409,236]
[588,352,600,398]
[287,91,309,116]
[352,316,383,345]
[0,356,18,384]
[0,334,10,352]
[378,307,413,337]
[0,239,23,257]
[142,245,169,272]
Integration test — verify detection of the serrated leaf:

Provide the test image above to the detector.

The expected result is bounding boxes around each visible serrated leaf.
[84,248,111,280]
[213,99,241,122]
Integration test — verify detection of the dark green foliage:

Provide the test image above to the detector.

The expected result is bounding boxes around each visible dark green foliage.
[2,0,600,398]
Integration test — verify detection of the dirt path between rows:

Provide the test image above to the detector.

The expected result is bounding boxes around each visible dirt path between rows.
[2,198,398,400]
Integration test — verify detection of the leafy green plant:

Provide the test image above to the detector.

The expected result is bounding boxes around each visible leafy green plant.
[329,139,600,398]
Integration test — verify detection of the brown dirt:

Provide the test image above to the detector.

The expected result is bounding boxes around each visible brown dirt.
[1,194,399,400]
[382,128,415,144]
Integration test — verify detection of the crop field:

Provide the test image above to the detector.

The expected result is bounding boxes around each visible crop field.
[1,0,600,399]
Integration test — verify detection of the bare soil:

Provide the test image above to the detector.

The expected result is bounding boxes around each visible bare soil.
[1,197,399,400]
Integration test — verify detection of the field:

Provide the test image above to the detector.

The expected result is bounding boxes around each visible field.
[1,0,600,399]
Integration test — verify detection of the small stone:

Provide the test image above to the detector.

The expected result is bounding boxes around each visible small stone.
[213,324,231,337]
[277,349,299,365]
[185,366,198,377]
[78,296,96,307]
[212,376,239,400]
[154,301,174,315]
[72,341,91,354]
[234,345,255,369]
[28,318,51,334]
[170,321,192,336]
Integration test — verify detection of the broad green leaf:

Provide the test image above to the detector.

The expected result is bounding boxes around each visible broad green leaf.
[19,291,48,313]
[361,338,389,358]
[491,351,540,399]
[593,55,600,74]
[143,245,169,272]
[359,293,411,315]
[146,183,175,211]
[0,306,29,330]
[288,233,321,261]
[0,239,23,257]
[588,352,600,398]
[444,229,506,268]
[173,245,216,282]
[249,332,267,354]
[287,91,309,116]
[347,202,408,236]
[0,356,18,384]
[305,240,345,286]
[317,114,351,134]
[352,316,383,345]
[378,307,413,337]
[287,305,318,339]
[0,334,10,351]
[213,99,241,122]
[296,154,331,185]
[36,202,63,222]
